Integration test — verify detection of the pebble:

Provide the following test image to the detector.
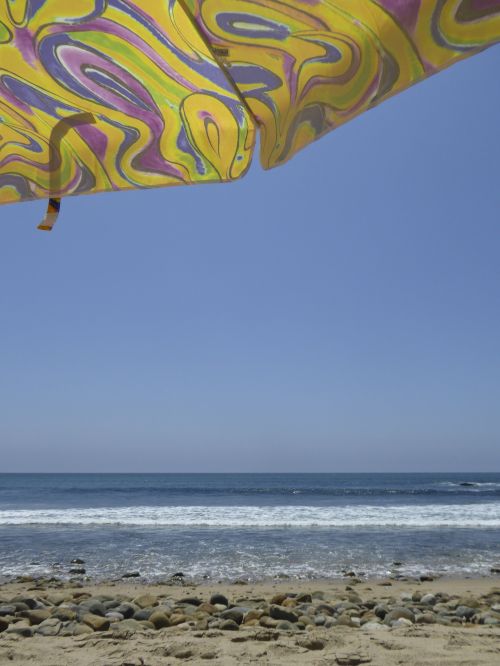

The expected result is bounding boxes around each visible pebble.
[271,593,288,605]
[0,606,16,617]
[78,600,106,616]
[220,619,239,631]
[115,603,137,618]
[209,593,228,606]
[269,605,298,623]
[420,593,436,605]
[169,613,189,626]
[0,580,497,643]
[362,621,389,632]
[260,615,279,628]
[110,618,143,633]
[296,593,312,603]
[6,625,33,637]
[52,608,77,622]
[170,572,185,580]
[243,609,262,623]
[133,594,157,609]
[46,593,67,606]
[457,600,478,612]
[133,608,155,621]
[383,607,415,625]
[415,612,436,624]
[105,611,124,621]
[198,602,217,615]
[275,620,295,631]
[149,611,170,629]
[220,608,245,624]
[35,619,61,636]
[317,603,336,615]
[14,597,39,610]
[59,621,93,636]
[374,604,389,619]
[21,609,51,625]
[82,613,110,631]
[483,616,499,625]
[336,613,357,627]
[298,614,314,627]
[179,597,202,606]
[311,591,325,600]
[455,605,476,619]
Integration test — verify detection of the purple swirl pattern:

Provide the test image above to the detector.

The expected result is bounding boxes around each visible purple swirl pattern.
[188,0,500,168]
[0,0,255,205]
[1,1,499,210]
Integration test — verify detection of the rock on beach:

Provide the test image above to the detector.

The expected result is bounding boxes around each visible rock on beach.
[0,575,499,666]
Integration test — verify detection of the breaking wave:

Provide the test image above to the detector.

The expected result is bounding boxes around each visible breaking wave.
[0,503,499,528]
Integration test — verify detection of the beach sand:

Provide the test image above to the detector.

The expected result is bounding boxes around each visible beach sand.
[0,576,499,665]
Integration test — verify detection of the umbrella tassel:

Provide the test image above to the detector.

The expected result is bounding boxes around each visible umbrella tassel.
[38,197,61,231]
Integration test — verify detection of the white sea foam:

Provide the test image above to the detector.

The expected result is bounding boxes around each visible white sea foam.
[0,504,499,527]
[440,481,500,489]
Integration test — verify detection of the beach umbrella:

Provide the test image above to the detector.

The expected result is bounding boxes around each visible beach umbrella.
[1,0,499,230]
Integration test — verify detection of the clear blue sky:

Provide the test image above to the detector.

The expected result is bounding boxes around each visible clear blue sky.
[1,47,499,473]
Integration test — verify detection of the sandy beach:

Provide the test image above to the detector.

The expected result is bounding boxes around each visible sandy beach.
[1,575,499,665]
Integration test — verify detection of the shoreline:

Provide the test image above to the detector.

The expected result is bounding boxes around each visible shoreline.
[1,575,499,665]
[2,563,500,586]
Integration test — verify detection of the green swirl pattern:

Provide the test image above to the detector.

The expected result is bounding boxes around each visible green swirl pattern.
[189,0,500,168]
[1,1,499,211]
[0,0,255,205]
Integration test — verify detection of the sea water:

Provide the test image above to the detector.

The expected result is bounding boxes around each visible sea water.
[0,473,499,582]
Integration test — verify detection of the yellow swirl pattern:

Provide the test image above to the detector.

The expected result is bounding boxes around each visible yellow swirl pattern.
[1,1,499,210]
[188,0,500,168]
[0,0,255,205]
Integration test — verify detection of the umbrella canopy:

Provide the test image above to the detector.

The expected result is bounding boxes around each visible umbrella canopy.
[189,0,500,168]
[0,0,256,226]
[1,1,499,229]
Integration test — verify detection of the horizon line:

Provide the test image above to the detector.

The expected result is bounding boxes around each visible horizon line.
[1,470,498,475]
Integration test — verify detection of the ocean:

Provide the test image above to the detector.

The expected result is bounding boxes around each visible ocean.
[0,473,499,583]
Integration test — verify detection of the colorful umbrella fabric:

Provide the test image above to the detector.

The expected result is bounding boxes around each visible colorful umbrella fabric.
[1,1,499,229]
